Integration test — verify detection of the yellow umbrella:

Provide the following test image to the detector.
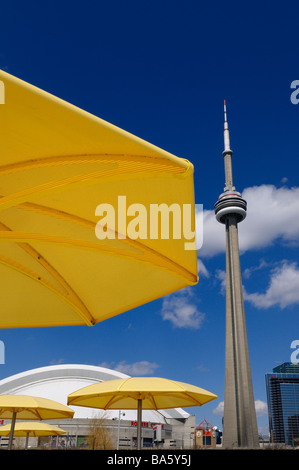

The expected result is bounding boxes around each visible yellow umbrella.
[67,377,217,449]
[0,422,67,449]
[0,70,198,328]
[0,394,74,449]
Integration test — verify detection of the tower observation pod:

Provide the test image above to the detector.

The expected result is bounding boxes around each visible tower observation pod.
[214,189,247,224]
[214,101,247,224]
[214,102,259,448]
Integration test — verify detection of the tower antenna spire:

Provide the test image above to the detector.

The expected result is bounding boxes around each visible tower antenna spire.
[224,100,231,152]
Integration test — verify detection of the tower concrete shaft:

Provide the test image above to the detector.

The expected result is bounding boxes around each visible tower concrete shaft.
[214,102,259,448]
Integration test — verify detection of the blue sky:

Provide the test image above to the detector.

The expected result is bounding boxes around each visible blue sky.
[0,1,299,435]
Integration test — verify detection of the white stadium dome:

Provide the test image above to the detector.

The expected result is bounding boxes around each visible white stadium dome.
[0,364,190,423]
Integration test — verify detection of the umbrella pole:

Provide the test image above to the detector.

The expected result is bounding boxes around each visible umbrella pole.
[8,411,16,450]
[25,432,29,449]
[137,399,142,450]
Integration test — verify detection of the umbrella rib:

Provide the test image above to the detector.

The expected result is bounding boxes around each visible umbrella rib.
[146,390,207,408]
[149,394,159,410]
[162,379,207,406]
[0,231,198,285]
[0,245,196,328]
[0,157,187,214]
[17,242,95,324]
[0,156,197,285]
[15,201,198,283]
[0,253,95,326]
[172,392,204,406]
[34,409,43,420]
[0,154,188,177]
[0,220,95,323]
[103,395,124,409]
[140,392,203,408]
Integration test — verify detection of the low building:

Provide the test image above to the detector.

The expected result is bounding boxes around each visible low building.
[0,364,195,449]
[194,419,217,448]
[265,362,299,446]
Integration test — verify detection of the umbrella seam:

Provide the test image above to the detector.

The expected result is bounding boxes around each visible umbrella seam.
[0,231,198,284]
[0,220,95,326]
[0,253,95,326]
[14,201,198,283]
[0,154,188,176]
[0,159,187,214]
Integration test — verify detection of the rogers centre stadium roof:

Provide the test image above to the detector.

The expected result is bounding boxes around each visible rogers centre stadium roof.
[0,364,190,422]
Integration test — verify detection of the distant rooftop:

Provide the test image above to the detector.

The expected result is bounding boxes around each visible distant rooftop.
[273,362,299,374]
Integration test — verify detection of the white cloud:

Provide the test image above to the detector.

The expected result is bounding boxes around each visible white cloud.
[244,261,299,309]
[212,401,224,416]
[197,209,224,258]
[215,269,226,294]
[243,259,270,279]
[195,364,209,372]
[115,361,160,376]
[161,288,205,329]
[197,259,209,278]
[49,358,66,365]
[213,400,267,418]
[98,360,160,376]
[240,185,299,251]
[198,185,299,257]
[255,400,268,418]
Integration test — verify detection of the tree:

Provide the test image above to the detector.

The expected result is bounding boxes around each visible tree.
[87,413,115,450]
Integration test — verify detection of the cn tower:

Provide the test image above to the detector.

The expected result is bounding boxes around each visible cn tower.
[214,102,259,448]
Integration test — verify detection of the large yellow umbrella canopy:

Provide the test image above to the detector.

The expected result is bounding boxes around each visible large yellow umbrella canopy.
[0,422,67,449]
[0,421,67,437]
[67,377,217,449]
[0,395,75,420]
[67,377,218,410]
[0,394,74,449]
[0,70,198,328]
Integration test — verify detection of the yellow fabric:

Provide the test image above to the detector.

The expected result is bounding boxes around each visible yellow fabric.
[0,394,74,420]
[0,421,67,437]
[0,70,198,328]
[67,377,217,410]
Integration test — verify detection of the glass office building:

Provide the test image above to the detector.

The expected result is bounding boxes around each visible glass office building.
[266,362,299,445]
